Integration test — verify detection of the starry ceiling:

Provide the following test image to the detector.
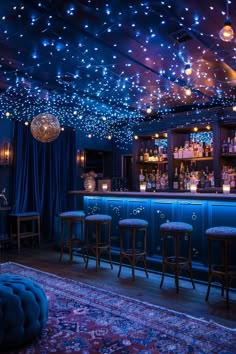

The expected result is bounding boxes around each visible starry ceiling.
[0,0,236,146]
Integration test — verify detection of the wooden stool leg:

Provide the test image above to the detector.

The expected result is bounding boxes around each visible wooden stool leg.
[118,230,123,278]
[160,233,166,289]
[175,235,179,293]
[107,222,113,269]
[205,238,212,302]
[69,221,73,262]
[131,228,135,281]
[143,229,148,278]
[188,234,195,289]
[59,220,64,262]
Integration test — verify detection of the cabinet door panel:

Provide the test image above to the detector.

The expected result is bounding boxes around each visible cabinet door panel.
[208,201,236,265]
[106,197,126,248]
[150,199,175,256]
[83,196,106,215]
[176,200,207,264]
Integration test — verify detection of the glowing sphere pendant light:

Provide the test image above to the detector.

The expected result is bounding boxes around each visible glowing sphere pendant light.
[30,113,61,143]
[219,18,234,41]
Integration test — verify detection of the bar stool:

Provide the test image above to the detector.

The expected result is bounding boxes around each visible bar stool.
[205,226,236,308]
[160,221,195,293]
[59,211,86,263]
[118,218,148,280]
[85,214,113,270]
[8,212,40,254]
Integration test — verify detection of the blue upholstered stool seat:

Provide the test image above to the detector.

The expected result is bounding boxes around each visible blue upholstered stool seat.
[206,226,236,238]
[0,273,48,350]
[59,210,85,219]
[9,212,40,217]
[85,214,112,222]
[160,221,193,233]
[119,218,148,228]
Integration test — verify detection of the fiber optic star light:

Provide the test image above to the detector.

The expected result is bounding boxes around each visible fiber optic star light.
[30,113,61,143]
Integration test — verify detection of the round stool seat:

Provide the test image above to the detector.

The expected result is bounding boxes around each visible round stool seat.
[0,274,48,351]
[59,210,85,219]
[160,221,193,233]
[85,214,111,222]
[119,218,148,228]
[206,226,236,238]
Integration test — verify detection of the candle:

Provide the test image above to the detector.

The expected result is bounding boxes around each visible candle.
[140,183,146,192]
[190,184,197,193]
[223,184,230,194]
[102,183,108,192]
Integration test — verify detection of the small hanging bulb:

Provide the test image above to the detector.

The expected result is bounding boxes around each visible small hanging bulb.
[184,63,192,75]
[219,18,234,42]
[185,87,192,96]
[146,106,152,114]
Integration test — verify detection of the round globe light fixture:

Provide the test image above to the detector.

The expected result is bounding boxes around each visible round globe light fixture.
[30,113,61,143]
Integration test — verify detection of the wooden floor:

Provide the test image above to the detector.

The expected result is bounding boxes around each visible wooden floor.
[1,241,236,329]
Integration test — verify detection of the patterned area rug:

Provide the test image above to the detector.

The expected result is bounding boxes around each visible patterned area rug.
[1,262,235,354]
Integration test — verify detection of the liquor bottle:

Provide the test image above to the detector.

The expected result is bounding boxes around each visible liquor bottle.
[173,167,179,190]
[143,148,149,162]
[139,148,144,162]
[139,169,145,183]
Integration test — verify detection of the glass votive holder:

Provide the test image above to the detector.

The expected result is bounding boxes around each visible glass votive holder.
[140,183,146,192]
[223,184,230,194]
[190,184,197,193]
[102,183,108,192]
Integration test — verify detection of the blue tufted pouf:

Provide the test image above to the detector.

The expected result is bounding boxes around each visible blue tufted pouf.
[0,273,48,350]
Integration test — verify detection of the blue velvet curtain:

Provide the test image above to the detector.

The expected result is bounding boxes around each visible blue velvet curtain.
[12,121,77,240]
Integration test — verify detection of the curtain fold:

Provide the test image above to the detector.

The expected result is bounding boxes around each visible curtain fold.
[12,121,77,240]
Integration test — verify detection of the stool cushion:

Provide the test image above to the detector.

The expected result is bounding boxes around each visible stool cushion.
[206,226,236,238]
[160,221,193,232]
[0,274,48,350]
[59,210,85,218]
[9,212,39,217]
[119,218,148,227]
[85,214,111,222]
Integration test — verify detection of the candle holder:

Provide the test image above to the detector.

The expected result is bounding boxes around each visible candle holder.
[102,183,108,192]
[223,184,230,194]
[140,183,146,192]
[190,184,197,193]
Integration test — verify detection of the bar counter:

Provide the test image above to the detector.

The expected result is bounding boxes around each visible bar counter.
[68,190,236,281]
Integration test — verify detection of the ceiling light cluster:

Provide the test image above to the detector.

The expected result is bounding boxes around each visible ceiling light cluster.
[0,1,235,145]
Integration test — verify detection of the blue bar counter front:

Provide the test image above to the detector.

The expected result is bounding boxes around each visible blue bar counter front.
[68,191,236,281]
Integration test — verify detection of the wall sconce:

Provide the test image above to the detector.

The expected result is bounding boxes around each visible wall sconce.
[0,142,11,165]
[77,150,85,168]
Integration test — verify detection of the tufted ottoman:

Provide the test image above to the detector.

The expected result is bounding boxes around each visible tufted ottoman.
[0,273,48,350]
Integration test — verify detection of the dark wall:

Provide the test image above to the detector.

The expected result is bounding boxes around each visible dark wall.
[0,118,14,205]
